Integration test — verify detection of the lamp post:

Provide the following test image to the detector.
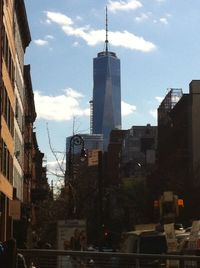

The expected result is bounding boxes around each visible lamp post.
[65,134,87,186]
[65,135,87,217]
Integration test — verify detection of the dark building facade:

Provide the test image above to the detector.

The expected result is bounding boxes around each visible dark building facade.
[106,129,127,185]
[122,124,157,179]
[156,82,200,220]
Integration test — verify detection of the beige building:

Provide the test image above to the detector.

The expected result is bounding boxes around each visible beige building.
[0,0,31,241]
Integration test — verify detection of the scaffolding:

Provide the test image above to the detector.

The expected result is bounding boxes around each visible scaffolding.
[89,100,93,134]
[158,88,183,125]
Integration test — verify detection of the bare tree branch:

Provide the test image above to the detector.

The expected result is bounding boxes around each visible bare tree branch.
[46,123,65,176]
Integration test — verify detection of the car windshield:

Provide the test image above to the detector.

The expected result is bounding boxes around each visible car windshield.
[139,235,167,254]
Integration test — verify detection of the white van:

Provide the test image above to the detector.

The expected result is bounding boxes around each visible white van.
[120,230,167,267]
[120,230,167,254]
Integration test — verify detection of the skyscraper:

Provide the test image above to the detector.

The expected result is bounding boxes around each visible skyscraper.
[92,8,121,150]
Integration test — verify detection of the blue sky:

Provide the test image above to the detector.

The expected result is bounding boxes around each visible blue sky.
[24,0,200,180]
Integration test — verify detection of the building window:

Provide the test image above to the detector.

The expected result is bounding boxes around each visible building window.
[2,83,14,136]
[4,0,9,6]
[0,139,13,182]
[2,25,15,86]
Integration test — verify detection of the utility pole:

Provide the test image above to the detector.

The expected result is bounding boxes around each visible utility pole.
[98,150,103,251]
[87,149,104,249]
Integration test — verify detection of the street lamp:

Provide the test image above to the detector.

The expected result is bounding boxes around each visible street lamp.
[65,134,87,186]
[64,134,87,218]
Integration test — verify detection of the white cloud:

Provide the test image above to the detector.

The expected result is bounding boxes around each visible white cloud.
[33,35,54,47]
[149,109,157,118]
[73,41,79,47]
[155,96,164,103]
[108,0,142,13]
[109,31,156,52]
[45,19,51,24]
[135,13,149,23]
[34,88,89,121]
[45,35,54,39]
[47,160,65,176]
[149,96,163,119]
[34,88,136,122]
[66,88,83,99]
[136,12,170,25]
[33,39,49,46]
[45,11,156,52]
[160,17,168,25]
[153,13,171,25]
[166,13,172,18]
[45,11,73,26]
[121,101,136,116]
[76,15,83,21]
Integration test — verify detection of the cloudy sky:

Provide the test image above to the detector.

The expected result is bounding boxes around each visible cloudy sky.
[24,0,200,178]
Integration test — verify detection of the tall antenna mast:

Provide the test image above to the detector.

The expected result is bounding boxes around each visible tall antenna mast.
[105,6,108,53]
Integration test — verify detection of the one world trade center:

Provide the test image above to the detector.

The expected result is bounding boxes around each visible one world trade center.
[92,8,121,150]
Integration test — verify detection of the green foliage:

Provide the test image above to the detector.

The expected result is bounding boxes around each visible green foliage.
[111,177,153,230]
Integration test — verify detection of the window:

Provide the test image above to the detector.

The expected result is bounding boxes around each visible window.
[0,139,13,182]
[2,25,15,85]
[2,83,14,136]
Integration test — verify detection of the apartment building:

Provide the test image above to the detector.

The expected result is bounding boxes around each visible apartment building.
[0,0,31,241]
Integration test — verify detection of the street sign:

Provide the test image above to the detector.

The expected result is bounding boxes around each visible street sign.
[57,219,86,267]
[9,200,21,220]
[88,149,100,166]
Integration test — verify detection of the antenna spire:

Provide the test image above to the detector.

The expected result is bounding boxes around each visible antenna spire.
[105,6,108,53]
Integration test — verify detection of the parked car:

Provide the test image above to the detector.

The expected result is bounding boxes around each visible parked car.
[184,226,192,233]
[176,232,190,252]
[174,223,184,232]
[121,230,167,254]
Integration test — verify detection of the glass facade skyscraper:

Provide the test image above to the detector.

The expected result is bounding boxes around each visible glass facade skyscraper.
[92,50,121,150]
[66,134,103,154]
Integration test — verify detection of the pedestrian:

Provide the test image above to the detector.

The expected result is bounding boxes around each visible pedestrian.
[79,231,87,251]
[0,238,16,268]
[70,229,81,250]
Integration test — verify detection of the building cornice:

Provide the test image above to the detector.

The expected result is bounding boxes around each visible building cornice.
[15,0,31,50]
